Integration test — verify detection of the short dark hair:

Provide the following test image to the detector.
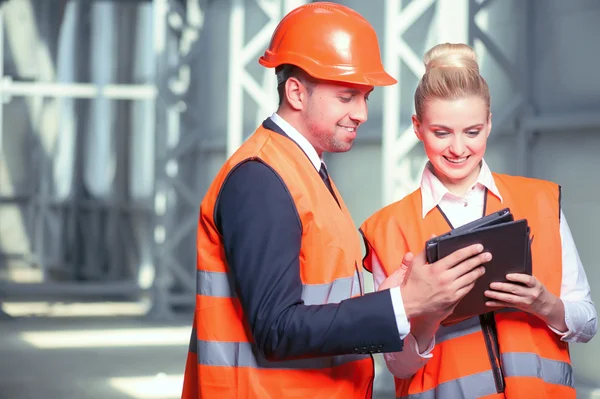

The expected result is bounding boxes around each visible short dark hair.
[276,64,316,106]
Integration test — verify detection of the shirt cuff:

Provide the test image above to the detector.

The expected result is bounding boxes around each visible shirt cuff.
[383,333,434,378]
[547,299,576,340]
[390,286,410,340]
[411,332,435,358]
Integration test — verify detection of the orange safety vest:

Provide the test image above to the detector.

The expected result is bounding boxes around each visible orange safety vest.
[360,173,574,399]
[181,124,373,399]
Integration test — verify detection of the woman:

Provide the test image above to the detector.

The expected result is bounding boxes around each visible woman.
[360,43,597,398]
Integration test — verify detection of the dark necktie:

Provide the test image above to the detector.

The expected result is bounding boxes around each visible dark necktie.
[319,163,340,207]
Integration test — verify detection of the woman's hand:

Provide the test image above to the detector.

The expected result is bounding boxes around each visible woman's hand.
[484,273,567,332]
[484,273,550,315]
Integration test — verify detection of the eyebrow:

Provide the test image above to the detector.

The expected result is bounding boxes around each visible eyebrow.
[430,123,484,131]
[339,88,374,95]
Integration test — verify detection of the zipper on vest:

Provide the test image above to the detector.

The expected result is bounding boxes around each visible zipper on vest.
[479,313,505,393]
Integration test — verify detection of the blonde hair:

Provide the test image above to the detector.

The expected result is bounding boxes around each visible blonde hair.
[414,43,490,120]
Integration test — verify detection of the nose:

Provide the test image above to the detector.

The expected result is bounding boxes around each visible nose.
[349,98,368,124]
[449,135,466,156]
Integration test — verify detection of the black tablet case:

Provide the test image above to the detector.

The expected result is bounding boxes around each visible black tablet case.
[425,208,532,325]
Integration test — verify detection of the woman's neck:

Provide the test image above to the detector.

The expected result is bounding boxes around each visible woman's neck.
[434,162,482,198]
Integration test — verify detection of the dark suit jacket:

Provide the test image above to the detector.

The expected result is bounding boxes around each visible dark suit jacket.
[215,118,404,361]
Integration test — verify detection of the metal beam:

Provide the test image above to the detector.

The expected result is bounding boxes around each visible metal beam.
[522,111,600,133]
[0,7,3,157]
[468,3,532,121]
[150,0,206,319]
[226,0,307,157]
[468,0,534,175]
[382,0,469,206]
[0,79,156,100]
[0,1,158,312]
[382,0,535,203]
[2,282,142,297]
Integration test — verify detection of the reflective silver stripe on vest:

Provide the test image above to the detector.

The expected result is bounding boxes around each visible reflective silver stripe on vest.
[301,273,362,305]
[434,309,523,344]
[197,270,362,305]
[197,340,369,369]
[435,316,481,344]
[197,270,237,298]
[502,352,574,388]
[398,353,573,399]
[398,370,498,399]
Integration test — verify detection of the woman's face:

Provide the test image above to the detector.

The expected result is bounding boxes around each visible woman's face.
[413,96,492,192]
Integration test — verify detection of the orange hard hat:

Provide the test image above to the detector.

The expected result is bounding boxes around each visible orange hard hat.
[258,2,396,87]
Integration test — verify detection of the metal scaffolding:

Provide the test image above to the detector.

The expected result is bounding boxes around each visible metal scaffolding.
[469,0,534,177]
[3,0,594,321]
[0,0,318,319]
[0,0,538,313]
[381,0,533,205]
[149,0,311,318]
[226,0,308,156]
[0,2,156,306]
[150,0,206,318]
[382,0,465,205]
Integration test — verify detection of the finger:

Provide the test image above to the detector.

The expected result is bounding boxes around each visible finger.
[413,248,427,266]
[452,265,485,291]
[489,282,528,296]
[448,252,491,281]
[378,268,403,291]
[384,266,404,281]
[485,300,509,308]
[387,265,405,278]
[506,273,536,287]
[399,252,414,284]
[455,281,476,299]
[401,252,415,269]
[484,290,523,305]
[436,244,488,272]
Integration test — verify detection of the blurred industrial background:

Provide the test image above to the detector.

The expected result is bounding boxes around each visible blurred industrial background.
[0,0,598,398]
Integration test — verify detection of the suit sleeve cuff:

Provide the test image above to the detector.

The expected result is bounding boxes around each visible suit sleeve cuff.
[390,286,410,340]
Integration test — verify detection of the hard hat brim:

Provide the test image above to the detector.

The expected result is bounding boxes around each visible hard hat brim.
[259,56,397,87]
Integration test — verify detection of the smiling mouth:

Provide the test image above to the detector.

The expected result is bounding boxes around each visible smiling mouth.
[444,156,470,164]
[338,125,357,132]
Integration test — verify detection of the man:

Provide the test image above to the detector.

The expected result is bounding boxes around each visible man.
[181,3,490,398]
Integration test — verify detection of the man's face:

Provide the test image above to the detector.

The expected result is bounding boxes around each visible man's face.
[302,81,373,155]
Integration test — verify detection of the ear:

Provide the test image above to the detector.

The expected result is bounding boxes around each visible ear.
[486,112,492,138]
[412,114,424,141]
[284,77,304,111]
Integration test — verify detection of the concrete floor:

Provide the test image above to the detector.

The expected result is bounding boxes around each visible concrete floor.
[0,314,190,399]
[0,312,397,399]
[2,312,596,399]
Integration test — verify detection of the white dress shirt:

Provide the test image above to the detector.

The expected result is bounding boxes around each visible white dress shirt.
[270,112,411,342]
[372,159,598,379]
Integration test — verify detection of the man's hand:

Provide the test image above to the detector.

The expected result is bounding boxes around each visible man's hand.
[400,244,491,322]
[378,252,415,292]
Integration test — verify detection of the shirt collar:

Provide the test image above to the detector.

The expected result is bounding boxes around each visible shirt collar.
[270,112,323,171]
[420,159,503,218]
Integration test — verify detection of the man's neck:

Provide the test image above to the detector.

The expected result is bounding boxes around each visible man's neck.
[275,108,322,157]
